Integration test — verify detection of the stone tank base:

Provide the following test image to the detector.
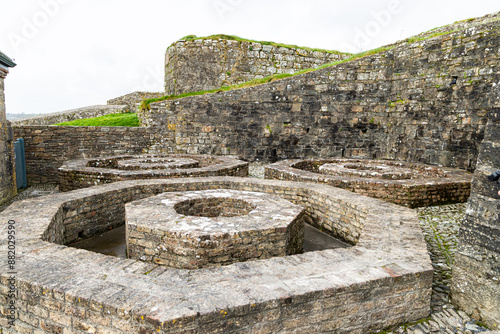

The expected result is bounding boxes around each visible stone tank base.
[126,189,305,269]
[0,177,432,333]
[58,154,249,191]
[265,159,472,208]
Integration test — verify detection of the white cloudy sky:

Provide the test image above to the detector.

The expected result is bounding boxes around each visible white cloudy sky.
[1,0,499,115]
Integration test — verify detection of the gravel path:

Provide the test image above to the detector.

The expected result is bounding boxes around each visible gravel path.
[0,172,495,333]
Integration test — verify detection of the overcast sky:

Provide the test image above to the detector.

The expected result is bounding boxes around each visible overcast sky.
[1,0,499,115]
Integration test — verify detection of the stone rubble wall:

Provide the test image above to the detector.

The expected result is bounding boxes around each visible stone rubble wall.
[11,105,130,126]
[0,69,16,204]
[107,91,163,111]
[142,19,500,171]
[451,90,500,328]
[13,126,175,185]
[165,38,351,95]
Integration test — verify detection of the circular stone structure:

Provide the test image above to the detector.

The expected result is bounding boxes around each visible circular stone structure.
[126,189,305,269]
[265,159,472,208]
[58,154,249,191]
[117,157,200,170]
[0,177,433,334]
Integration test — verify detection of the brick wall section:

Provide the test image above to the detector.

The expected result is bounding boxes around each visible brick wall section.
[11,105,130,126]
[451,107,500,327]
[165,38,351,95]
[0,177,432,333]
[142,20,500,170]
[13,126,175,184]
[0,68,16,204]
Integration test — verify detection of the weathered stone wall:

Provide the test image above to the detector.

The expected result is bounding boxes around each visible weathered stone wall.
[0,68,16,204]
[165,38,351,95]
[107,91,163,111]
[451,96,500,327]
[142,19,500,171]
[13,126,175,185]
[11,105,130,126]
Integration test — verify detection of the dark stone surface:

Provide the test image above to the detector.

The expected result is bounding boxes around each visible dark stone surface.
[451,90,500,329]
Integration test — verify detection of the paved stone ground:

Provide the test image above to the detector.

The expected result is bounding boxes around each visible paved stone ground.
[0,165,496,333]
[380,203,492,334]
[0,184,59,213]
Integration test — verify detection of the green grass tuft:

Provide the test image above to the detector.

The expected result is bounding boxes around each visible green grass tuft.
[54,113,139,127]
[406,30,459,43]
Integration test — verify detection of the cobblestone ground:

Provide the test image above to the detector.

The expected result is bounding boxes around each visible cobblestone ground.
[0,184,59,213]
[0,171,495,333]
[380,203,491,334]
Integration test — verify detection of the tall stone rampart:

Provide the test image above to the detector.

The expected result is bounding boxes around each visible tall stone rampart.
[142,18,500,170]
[451,86,500,329]
[165,36,351,95]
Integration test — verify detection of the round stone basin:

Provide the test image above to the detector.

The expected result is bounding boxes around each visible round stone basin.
[319,162,415,179]
[117,157,199,170]
[125,189,305,269]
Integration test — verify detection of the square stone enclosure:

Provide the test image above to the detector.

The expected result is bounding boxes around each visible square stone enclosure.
[126,189,305,269]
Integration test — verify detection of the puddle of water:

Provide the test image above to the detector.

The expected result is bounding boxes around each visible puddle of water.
[69,226,127,258]
[69,223,350,259]
[303,224,351,251]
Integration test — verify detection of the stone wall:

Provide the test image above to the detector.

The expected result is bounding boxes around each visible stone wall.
[142,19,500,171]
[0,68,16,204]
[107,91,163,111]
[11,105,130,126]
[165,37,351,95]
[13,126,175,185]
[451,96,500,327]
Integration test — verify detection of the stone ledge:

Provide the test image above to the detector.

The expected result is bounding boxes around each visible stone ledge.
[0,177,432,333]
[126,189,305,268]
[58,154,249,191]
[265,159,472,208]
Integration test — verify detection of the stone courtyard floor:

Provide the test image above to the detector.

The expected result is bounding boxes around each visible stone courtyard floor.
[381,203,491,334]
[0,164,495,333]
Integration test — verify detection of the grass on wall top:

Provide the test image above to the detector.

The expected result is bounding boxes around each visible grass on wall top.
[143,17,489,111]
[177,34,350,55]
[54,113,139,127]
[140,46,394,111]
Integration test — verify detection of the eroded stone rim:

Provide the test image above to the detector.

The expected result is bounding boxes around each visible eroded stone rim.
[0,177,433,332]
[265,159,472,208]
[126,189,304,234]
[58,154,249,191]
[117,157,200,170]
